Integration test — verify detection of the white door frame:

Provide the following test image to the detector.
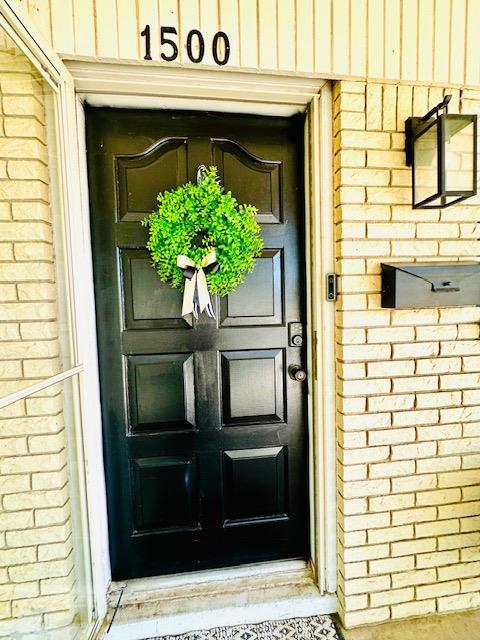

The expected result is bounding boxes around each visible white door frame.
[67,62,337,618]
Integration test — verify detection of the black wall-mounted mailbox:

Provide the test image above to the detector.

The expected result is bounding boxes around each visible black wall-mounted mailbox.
[381,262,480,309]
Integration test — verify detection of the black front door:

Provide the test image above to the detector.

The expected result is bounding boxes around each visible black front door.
[87,108,308,579]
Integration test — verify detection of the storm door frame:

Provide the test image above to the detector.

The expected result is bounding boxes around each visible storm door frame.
[66,55,338,622]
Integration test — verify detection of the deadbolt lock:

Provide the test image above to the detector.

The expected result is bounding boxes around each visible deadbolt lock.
[288,322,304,347]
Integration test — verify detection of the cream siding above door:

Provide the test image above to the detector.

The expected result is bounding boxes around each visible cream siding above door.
[12,0,480,88]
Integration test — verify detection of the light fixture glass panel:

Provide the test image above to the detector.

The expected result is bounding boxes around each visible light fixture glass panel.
[413,121,438,206]
[445,118,475,192]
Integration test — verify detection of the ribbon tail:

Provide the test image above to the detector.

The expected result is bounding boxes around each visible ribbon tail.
[196,268,216,320]
[181,272,197,317]
[205,302,216,320]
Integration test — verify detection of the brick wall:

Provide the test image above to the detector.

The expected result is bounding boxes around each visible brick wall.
[334,80,480,627]
[0,47,80,638]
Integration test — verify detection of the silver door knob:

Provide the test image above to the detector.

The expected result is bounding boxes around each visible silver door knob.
[289,366,307,382]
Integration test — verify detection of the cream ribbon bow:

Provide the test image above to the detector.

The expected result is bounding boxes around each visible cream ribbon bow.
[177,251,218,319]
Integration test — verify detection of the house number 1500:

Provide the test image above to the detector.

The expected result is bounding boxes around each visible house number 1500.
[141,25,230,66]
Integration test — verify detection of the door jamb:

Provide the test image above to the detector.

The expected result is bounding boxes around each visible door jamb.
[70,77,337,617]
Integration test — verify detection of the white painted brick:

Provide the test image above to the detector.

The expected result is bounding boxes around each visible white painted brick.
[344,512,390,532]
[342,607,390,627]
[368,428,415,446]
[393,474,437,493]
[416,550,459,568]
[391,309,438,326]
[369,556,414,576]
[369,493,415,512]
[439,438,480,455]
[416,424,461,441]
[340,412,391,431]
[416,357,461,374]
[391,538,436,557]
[438,502,480,520]
[392,409,439,427]
[415,519,460,538]
[368,394,414,412]
[438,592,480,612]
[392,506,437,526]
[370,587,414,607]
[393,341,439,359]
[368,525,413,544]
[392,568,436,588]
[392,376,438,393]
[438,533,480,551]
[342,479,391,499]
[416,456,461,473]
[438,470,479,488]
[391,441,436,460]
[416,488,461,506]
[391,599,436,618]
[343,447,390,465]
[370,460,415,479]
[438,562,480,581]
[368,360,415,377]
[343,575,391,596]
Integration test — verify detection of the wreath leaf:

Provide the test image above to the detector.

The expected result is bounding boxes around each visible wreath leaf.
[142,166,263,297]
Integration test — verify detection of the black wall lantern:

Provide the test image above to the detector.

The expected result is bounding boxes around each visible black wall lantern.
[405,95,477,208]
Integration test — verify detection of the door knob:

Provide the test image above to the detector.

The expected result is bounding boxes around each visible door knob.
[289,365,307,382]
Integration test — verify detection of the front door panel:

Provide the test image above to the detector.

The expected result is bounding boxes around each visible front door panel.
[87,109,308,579]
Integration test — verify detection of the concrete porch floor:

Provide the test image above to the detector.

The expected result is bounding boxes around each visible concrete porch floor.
[337,608,480,640]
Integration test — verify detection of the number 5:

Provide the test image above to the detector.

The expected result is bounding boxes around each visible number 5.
[161,27,178,62]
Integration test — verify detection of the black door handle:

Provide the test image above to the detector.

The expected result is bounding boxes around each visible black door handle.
[289,365,307,382]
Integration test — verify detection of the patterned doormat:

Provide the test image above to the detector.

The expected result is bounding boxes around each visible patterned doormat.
[149,615,340,639]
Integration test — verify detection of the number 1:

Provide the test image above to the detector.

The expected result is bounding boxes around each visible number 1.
[141,24,152,60]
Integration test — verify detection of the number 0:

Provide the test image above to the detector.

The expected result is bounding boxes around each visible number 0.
[187,30,205,63]
[212,31,230,66]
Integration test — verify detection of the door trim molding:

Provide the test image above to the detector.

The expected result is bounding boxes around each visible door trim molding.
[68,76,337,621]
[305,92,337,594]
[66,59,325,115]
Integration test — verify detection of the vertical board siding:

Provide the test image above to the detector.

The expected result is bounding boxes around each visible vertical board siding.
[433,0,450,84]
[332,0,350,77]
[465,0,480,87]
[314,0,331,75]
[417,0,434,82]
[95,0,119,58]
[138,0,161,61]
[277,0,295,72]
[117,0,140,60]
[258,0,277,70]
[296,0,314,73]
[73,0,96,57]
[200,0,219,68]
[449,0,466,86]
[400,0,417,82]
[350,0,366,78]
[179,0,201,65]
[16,0,480,87]
[27,0,53,45]
[218,0,240,68]
[238,0,258,68]
[158,0,180,63]
[367,0,384,79]
[49,0,75,55]
[384,0,400,80]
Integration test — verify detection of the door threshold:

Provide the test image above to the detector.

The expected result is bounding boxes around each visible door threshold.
[105,560,338,640]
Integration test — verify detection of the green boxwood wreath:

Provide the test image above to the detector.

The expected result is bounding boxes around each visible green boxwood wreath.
[142,166,263,297]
